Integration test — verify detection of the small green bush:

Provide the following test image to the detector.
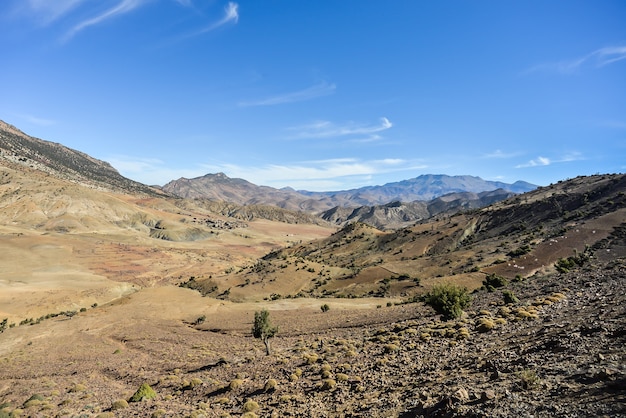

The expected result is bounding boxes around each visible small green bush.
[321,379,336,391]
[502,290,519,304]
[424,283,471,319]
[228,379,244,391]
[111,399,128,410]
[483,273,507,289]
[320,304,330,313]
[518,369,540,390]
[242,400,259,412]
[129,383,156,402]
[263,379,278,392]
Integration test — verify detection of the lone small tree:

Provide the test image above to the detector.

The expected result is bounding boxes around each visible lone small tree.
[252,309,278,355]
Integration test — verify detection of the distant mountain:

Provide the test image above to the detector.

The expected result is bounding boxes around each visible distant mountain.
[0,120,161,196]
[320,189,516,229]
[300,174,536,204]
[163,173,537,213]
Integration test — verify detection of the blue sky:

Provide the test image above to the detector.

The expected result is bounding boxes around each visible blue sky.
[1,1,625,191]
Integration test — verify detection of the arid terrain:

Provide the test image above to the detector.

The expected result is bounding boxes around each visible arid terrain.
[0,122,625,417]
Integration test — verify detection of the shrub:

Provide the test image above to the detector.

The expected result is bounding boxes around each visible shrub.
[321,379,336,391]
[476,318,495,332]
[502,290,519,304]
[264,379,278,392]
[483,273,507,289]
[22,394,44,408]
[456,327,470,340]
[252,309,278,355]
[555,248,590,273]
[304,353,318,364]
[320,304,330,313]
[383,343,399,353]
[242,400,259,412]
[228,379,244,391]
[0,318,7,334]
[129,383,156,402]
[336,373,349,382]
[111,399,128,410]
[518,369,540,390]
[424,283,471,319]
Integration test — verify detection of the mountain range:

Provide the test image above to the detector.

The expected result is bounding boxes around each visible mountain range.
[162,172,536,213]
[1,120,536,229]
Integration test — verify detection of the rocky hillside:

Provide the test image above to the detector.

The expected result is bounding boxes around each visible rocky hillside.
[190,174,625,302]
[320,189,515,229]
[0,201,623,417]
[0,120,162,196]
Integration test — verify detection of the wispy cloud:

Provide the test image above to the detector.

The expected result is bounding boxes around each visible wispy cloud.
[175,1,239,41]
[21,0,84,25]
[526,45,626,75]
[62,0,147,42]
[108,156,210,186]
[481,149,521,159]
[199,157,426,191]
[15,113,57,126]
[516,156,551,168]
[239,81,336,107]
[110,155,427,191]
[516,152,583,168]
[287,117,392,140]
[15,0,238,43]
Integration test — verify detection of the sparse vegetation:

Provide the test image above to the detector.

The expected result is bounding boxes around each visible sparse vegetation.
[518,369,540,390]
[252,309,278,355]
[129,383,156,402]
[555,248,591,273]
[424,283,471,319]
[483,273,507,290]
[502,290,519,304]
[320,303,330,312]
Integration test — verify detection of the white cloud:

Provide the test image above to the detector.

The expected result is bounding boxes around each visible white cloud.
[515,152,583,169]
[15,113,57,126]
[188,1,239,36]
[16,0,234,43]
[63,0,147,41]
[481,149,521,159]
[107,156,209,185]
[174,0,239,42]
[526,45,626,75]
[198,158,426,191]
[21,0,84,25]
[287,117,392,140]
[516,156,551,168]
[239,81,336,107]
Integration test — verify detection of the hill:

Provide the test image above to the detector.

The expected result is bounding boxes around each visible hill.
[189,174,625,303]
[320,188,515,229]
[0,120,162,196]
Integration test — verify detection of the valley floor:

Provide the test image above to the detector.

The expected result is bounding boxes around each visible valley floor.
[1,256,624,417]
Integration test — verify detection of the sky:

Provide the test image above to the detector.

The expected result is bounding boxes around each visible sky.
[1,1,625,191]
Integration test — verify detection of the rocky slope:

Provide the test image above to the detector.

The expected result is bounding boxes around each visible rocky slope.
[320,189,515,229]
[0,247,623,417]
[0,120,162,196]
